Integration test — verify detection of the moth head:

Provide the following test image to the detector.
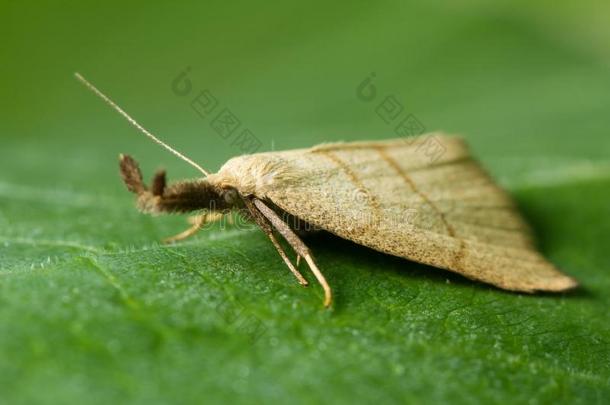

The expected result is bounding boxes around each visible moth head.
[119,154,239,215]
[75,74,243,213]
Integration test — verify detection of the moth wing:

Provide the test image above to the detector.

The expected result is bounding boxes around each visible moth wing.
[257,134,577,292]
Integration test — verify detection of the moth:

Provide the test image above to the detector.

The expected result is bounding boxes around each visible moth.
[76,73,577,307]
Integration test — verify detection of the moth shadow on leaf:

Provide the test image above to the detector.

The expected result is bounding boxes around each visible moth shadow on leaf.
[304,230,592,309]
[305,232,491,292]
[514,194,594,300]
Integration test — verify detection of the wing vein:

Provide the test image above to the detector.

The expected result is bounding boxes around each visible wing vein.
[374,146,467,269]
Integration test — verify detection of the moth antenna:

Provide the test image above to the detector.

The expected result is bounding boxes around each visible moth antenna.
[74,72,210,177]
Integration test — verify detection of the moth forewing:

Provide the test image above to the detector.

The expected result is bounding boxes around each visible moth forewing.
[221,135,577,294]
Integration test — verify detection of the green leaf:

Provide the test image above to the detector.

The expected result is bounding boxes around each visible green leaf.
[1,2,609,404]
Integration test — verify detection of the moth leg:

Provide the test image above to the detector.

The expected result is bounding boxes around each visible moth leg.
[163,214,207,244]
[242,199,308,286]
[252,198,332,308]
[163,212,223,244]
[264,232,309,286]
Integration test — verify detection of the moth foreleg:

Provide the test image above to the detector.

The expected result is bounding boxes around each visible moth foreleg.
[264,232,309,286]
[163,212,222,244]
[242,198,308,286]
[251,198,332,308]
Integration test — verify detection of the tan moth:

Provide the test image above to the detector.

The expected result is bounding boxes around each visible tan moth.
[76,73,578,307]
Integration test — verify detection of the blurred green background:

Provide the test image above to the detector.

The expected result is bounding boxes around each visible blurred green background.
[1,1,609,404]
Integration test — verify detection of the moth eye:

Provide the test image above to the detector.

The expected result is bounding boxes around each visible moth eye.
[224,189,238,204]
